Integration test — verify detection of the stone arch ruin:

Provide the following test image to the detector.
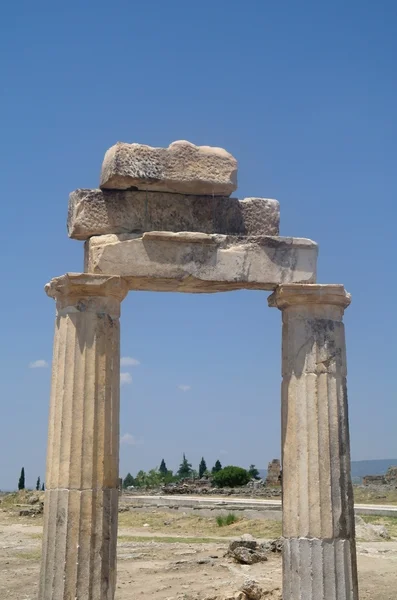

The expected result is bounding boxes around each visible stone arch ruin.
[39,140,359,599]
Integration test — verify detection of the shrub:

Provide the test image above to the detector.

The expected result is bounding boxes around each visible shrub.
[212,466,250,488]
[225,512,238,525]
[216,515,225,527]
[216,512,238,527]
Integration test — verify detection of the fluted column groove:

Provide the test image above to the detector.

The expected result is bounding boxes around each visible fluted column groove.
[269,284,359,600]
[39,273,128,600]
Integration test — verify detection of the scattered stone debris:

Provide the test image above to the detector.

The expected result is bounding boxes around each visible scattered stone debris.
[19,503,43,517]
[203,579,282,600]
[227,534,272,565]
[27,494,40,505]
[241,579,263,600]
[260,538,283,554]
[152,476,283,498]
[231,546,268,565]
[355,515,390,541]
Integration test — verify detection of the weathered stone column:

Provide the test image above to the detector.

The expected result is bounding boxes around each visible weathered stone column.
[268,284,359,600]
[39,273,128,600]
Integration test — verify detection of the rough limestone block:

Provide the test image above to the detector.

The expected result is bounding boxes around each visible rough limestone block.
[100,140,238,196]
[85,232,318,293]
[68,188,280,240]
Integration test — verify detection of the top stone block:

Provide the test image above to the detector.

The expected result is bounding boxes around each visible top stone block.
[100,140,238,196]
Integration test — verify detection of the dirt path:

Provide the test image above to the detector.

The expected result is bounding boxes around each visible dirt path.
[1,521,397,599]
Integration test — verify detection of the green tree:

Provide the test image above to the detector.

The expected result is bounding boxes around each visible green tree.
[248,464,260,480]
[123,473,135,488]
[36,476,41,491]
[162,470,178,485]
[211,460,222,474]
[159,459,168,476]
[177,453,193,479]
[199,457,207,478]
[18,467,25,491]
[134,470,148,487]
[146,469,162,487]
[212,466,250,488]
[134,469,162,488]
[41,482,45,491]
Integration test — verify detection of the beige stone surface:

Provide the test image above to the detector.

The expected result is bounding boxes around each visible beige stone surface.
[40,489,118,600]
[100,140,238,195]
[269,284,358,600]
[283,538,357,599]
[68,188,280,240]
[85,233,318,293]
[39,273,127,600]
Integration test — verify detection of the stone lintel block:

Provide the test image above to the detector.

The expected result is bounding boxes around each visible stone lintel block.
[67,188,280,240]
[85,232,318,293]
[268,283,351,310]
[100,140,238,196]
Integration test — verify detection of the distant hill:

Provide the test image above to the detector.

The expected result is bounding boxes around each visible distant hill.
[350,459,397,482]
[258,460,397,484]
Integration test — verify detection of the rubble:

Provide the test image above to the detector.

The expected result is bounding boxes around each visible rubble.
[226,534,277,565]
[355,515,390,541]
[260,538,283,553]
[241,579,263,600]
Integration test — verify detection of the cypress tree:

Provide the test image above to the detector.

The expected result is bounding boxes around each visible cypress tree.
[211,460,222,474]
[199,457,207,478]
[177,453,193,479]
[159,459,168,476]
[18,467,25,490]
[36,476,41,491]
[123,473,135,488]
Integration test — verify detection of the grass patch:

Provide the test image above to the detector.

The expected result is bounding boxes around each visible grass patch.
[15,550,42,561]
[119,535,223,544]
[360,515,397,537]
[353,487,397,505]
[0,490,44,508]
[29,533,43,540]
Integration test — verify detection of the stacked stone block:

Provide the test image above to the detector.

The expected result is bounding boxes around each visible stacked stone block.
[266,459,281,487]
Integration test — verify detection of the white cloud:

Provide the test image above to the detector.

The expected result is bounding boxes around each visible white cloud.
[220,449,228,456]
[120,357,140,367]
[120,372,133,385]
[29,360,49,369]
[120,433,143,446]
[178,384,191,392]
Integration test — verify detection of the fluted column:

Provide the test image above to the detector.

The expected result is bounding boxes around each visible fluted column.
[39,273,128,600]
[268,284,359,600]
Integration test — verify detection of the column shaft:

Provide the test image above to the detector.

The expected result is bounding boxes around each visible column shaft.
[269,284,359,600]
[39,274,128,600]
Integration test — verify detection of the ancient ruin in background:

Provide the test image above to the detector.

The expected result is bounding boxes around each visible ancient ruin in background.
[40,140,359,599]
[265,459,281,487]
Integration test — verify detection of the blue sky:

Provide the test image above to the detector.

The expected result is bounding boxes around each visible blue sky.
[0,1,396,490]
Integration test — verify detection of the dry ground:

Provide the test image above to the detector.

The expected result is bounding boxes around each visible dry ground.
[353,486,397,505]
[1,495,397,599]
